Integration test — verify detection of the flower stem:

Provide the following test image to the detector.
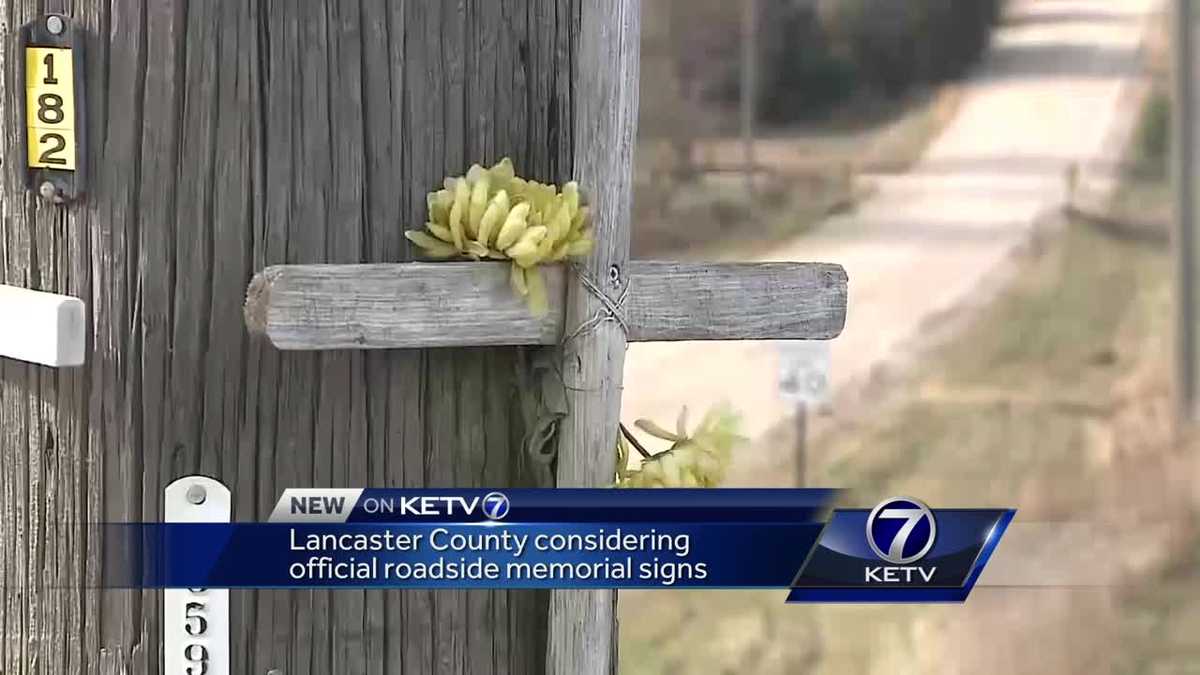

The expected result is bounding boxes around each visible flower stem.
[619,423,652,459]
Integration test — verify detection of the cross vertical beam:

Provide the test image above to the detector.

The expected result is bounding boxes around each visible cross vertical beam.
[547,1,640,673]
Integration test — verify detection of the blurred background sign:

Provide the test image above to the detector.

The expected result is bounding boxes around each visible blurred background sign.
[778,340,831,408]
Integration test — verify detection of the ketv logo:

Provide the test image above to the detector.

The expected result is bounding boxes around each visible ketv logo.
[863,497,937,583]
[267,489,514,523]
[787,494,1013,602]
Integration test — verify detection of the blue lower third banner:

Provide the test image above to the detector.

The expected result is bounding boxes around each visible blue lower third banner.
[107,490,1013,602]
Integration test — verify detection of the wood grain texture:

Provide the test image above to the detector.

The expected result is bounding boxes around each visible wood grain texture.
[0,1,571,673]
[625,261,847,341]
[244,261,848,348]
[245,262,567,349]
[547,1,639,674]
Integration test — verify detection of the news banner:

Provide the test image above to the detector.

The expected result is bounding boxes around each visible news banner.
[124,488,1014,602]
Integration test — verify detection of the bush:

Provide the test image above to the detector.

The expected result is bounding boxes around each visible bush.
[640,0,1004,130]
[757,5,859,123]
[752,0,1003,122]
[817,0,1002,96]
[1135,90,1170,175]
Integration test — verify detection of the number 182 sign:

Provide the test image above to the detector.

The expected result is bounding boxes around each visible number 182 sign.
[26,46,75,169]
[19,14,86,202]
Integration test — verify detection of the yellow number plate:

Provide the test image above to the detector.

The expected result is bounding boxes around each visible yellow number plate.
[25,47,75,170]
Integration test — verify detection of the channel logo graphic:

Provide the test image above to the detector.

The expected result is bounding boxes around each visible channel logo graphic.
[482,492,510,520]
[786,496,1014,603]
[267,489,516,523]
[864,497,936,583]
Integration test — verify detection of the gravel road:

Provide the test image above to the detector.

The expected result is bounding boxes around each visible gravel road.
[620,0,1158,454]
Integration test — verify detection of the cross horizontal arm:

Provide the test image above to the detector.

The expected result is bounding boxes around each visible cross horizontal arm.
[243,261,847,350]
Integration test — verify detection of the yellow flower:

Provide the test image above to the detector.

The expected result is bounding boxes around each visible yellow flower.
[614,404,745,488]
[404,157,596,317]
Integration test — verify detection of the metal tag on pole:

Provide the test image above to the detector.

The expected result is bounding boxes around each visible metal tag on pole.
[164,476,231,675]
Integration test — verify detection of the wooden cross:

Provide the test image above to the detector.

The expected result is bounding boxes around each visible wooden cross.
[0,1,852,672]
[241,251,847,675]
[238,2,846,672]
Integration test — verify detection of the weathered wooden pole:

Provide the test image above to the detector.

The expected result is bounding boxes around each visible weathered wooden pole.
[549,1,639,673]
[0,1,583,673]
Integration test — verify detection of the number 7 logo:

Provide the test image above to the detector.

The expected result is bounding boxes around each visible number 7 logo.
[866,497,938,565]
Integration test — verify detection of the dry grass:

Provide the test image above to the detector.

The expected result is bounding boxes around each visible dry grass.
[630,86,963,259]
[619,134,1199,673]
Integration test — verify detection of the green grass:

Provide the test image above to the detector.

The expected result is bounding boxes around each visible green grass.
[821,219,1167,497]
[1133,88,1169,179]
[939,225,1159,392]
[1100,81,1200,675]
[1106,86,1172,230]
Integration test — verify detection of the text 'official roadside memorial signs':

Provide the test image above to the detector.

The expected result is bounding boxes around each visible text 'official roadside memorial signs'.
[164,477,230,675]
[779,340,831,407]
[20,13,86,201]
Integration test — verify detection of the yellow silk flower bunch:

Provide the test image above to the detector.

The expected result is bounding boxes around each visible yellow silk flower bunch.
[404,158,595,316]
[615,405,744,488]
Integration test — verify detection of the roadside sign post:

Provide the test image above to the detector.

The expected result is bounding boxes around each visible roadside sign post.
[778,340,832,486]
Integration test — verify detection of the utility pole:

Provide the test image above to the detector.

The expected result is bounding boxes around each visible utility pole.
[794,404,808,486]
[0,2,595,672]
[1173,0,1200,426]
[741,0,758,194]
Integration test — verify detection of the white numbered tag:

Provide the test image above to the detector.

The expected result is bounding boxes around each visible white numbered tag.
[164,476,230,675]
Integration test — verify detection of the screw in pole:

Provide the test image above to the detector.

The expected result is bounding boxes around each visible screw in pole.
[37,181,65,205]
[186,484,208,505]
[46,15,64,35]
